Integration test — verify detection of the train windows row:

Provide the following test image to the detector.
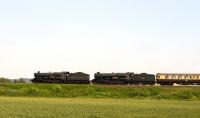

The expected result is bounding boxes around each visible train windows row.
[157,74,200,80]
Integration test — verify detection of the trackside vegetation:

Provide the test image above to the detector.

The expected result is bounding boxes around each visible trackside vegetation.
[0,83,200,100]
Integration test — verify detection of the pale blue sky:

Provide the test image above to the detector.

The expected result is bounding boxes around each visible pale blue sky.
[0,0,200,78]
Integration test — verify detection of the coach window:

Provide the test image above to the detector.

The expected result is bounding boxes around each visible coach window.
[182,76,185,79]
[168,75,172,79]
[185,76,188,79]
[178,76,181,79]
[171,75,173,79]
[166,75,168,79]
[182,75,185,79]
[172,75,175,79]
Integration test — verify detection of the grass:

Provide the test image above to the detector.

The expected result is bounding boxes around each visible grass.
[0,83,200,100]
[1,84,200,118]
[0,97,199,118]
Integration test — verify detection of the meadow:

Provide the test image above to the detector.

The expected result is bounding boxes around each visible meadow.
[0,84,200,118]
[0,97,199,118]
[0,83,200,100]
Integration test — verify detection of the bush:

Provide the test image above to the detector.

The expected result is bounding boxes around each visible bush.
[0,77,11,83]
[149,87,160,96]
[139,90,151,97]
[177,89,194,99]
[13,78,26,83]
[128,90,138,97]
[128,89,151,98]
[51,85,62,93]
[0,89,5,95]
[24,87,40,95]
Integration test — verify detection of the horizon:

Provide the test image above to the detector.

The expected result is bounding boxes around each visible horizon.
[0,0,200,79]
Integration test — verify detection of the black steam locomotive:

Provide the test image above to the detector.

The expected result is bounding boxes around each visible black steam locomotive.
[32,71,155,85]
[92,72,155,85]
[32,71,90,84]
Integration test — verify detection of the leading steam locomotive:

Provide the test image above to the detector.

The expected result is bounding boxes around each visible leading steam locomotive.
[32,71,200,85]
[32,71,90,84]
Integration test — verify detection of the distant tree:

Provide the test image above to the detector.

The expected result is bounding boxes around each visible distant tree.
[18,78,26,83]
[13,78,26,83]
[13,79,18,83]
[0,77,11,83]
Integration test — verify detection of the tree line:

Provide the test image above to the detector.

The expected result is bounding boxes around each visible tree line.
[0,77,30,83]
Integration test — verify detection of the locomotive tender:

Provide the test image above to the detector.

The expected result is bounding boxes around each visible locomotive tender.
[32,71,200,85]
[92,72,133,84]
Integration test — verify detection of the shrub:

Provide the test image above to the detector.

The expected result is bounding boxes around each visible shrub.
[128,89,151,98]
[0,77,11,83]
[139,90,151,97]
[149,87,160,96]
[13,78,26,83]
[24,87,40,95]
[128,90,138,97]
[177,89,194,99]
[0,89,5,95]
[51,85,62,93]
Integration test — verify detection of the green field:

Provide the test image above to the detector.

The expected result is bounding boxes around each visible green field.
[0,84,200,118]
[0,83,200,100]
[0,97,199,118]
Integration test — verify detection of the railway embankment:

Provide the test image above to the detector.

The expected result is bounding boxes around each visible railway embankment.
[0,83,200,100]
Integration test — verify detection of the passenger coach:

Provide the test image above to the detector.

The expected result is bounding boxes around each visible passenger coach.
[156,73,200,85]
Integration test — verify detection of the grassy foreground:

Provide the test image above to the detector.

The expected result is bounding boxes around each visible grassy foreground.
[0,97,199,118]
[0,83,200,100]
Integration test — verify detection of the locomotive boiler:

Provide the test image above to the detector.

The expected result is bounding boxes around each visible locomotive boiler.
[91,72,134,84]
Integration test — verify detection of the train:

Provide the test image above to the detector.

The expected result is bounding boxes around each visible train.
[32,71,200,85]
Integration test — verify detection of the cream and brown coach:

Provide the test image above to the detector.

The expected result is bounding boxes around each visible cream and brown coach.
[156,73,200,85]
